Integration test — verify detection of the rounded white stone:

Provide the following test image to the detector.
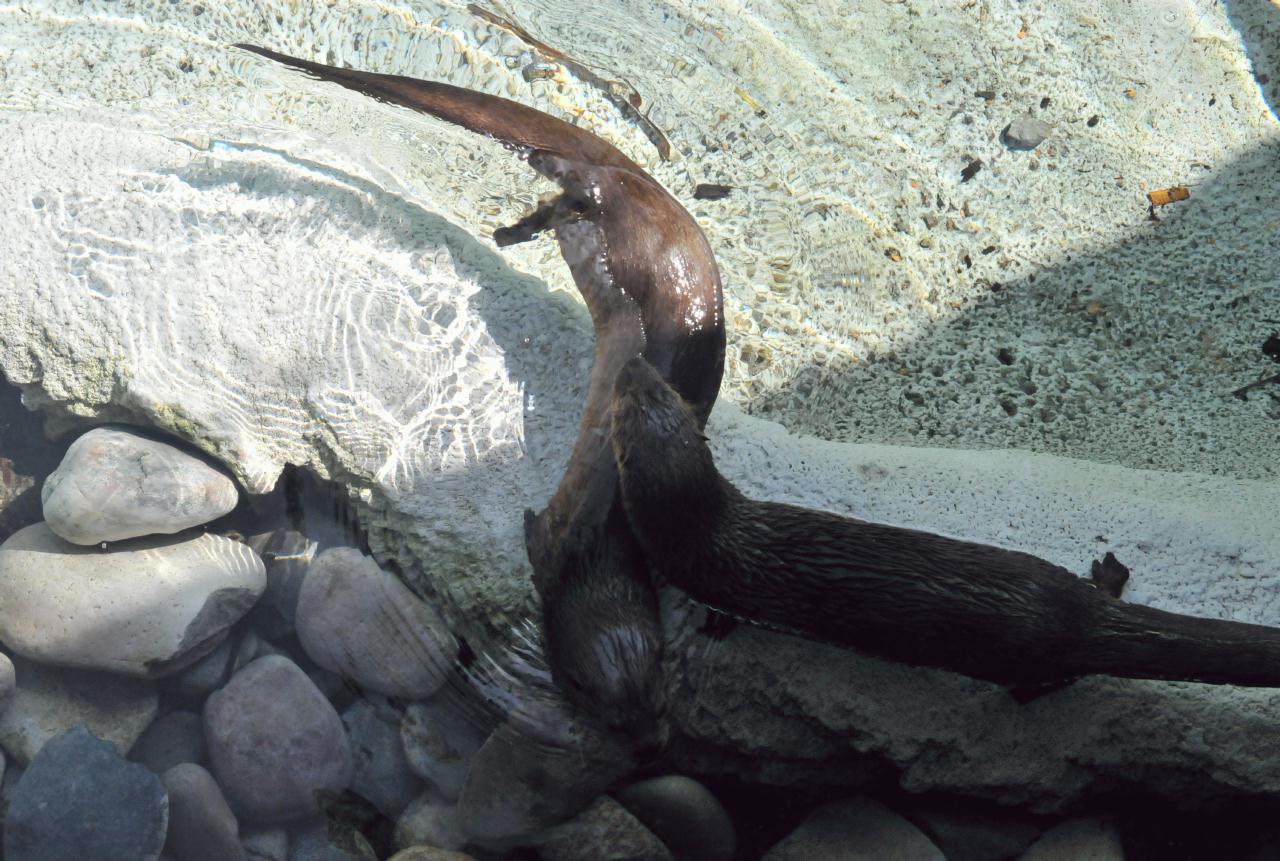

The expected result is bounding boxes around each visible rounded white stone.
[0,523,265,677]
[41,427,239,545]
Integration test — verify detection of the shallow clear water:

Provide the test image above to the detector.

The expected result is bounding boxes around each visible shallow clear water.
[1,0,1279,858]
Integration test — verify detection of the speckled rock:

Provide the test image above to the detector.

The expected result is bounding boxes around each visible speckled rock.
[129,710,207,774]
[296,548,456,700]
[1017,817,1124,860]
[400,697,488,802]
[0,523,264,677]
[388,848,478,861]
[762,797,944,861]
[342,699,421,818]
[3,726,168,861]
[204,655,353,823]
[1001,114,1053,150]
[615,775,735,861]
[0,656,157,766]
[40,427,238,544]
[534,796,672,861]
[162,762,244,861]
[393,794,467,852]
[458,716,635,847]
[243,828,289,861]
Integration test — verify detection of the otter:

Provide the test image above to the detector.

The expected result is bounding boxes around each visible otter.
[236,46,725,739]
[610,356,1280,691]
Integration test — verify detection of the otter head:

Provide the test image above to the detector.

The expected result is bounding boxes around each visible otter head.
[610,356,719,521]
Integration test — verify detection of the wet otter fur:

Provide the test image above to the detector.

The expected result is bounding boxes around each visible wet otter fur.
[610,356,1280,691]
[236,46,725,738]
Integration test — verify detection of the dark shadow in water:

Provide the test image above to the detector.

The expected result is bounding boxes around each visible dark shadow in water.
[1224,0,1280,119]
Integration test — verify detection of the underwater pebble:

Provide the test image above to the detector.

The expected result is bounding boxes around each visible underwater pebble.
[1001,115,1052,151]
[41,427,238,544]
[245,530,316,638]
[0,651,14,709]
[907,799,1041,861]
[458,717,635,847]
[342,699,422,818]
[288,818,375,861]
[162,762,243,861]
[616,774,736,861]
[388,848,478,861]
[204,655,353,823]
[3,726,168,861]
[129,710,207,774]
[393,793,467,852]
[400,697,488,802]
[0,656,157,766]
[242,828,288,861]
[534,795,673,861]
[296,548,457,700]
[762,796,944,860]
[0,523,264,677]
[1017,817,1123,860]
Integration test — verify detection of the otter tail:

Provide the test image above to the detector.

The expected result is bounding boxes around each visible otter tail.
[1077,599,1280,687]
[234,45,643,173]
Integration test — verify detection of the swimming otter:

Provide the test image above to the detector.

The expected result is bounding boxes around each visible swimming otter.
[610,356,1280,690]
[236,46,725,739]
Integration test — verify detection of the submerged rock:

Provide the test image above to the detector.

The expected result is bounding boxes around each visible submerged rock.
[129,710,207,775]
[400,696,488,803]
[0,656,157,766]
[161,762,244,861]
[3,726,168,861]
[41,427,238,545]
[534,796,673,861]
[204,655,353,823]
[341,699,421,818]
[296,548,456,700]
[1017,817,1124,861]
[0,523,264,677]
[761,797,944,860]
[615,775,735,861]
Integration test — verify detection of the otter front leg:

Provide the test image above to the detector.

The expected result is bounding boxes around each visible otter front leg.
[1090,552,1130,599]
[493,194,589,247]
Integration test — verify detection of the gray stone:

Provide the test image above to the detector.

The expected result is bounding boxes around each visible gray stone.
[166,636,239,700]
[296,548,456,700]
[0,650,14,710]
[400,697,488,802]
[245,530,316,638]
[1017,817,1124,860]
[388,849,478,861]
[130,710,207,774]
[162,762,244,861]
[3,725,168,861]
[288,819,374,861]
[342,699,421,817]
[762,797,944,861]
[534,796,673,861]
[0,656,157,766]
[1001,114,1053,151]
[0,523,265,677]
[204,655,353,823]
[458,715,635,847]
[243,828,289,861]
[908,799,1041,861]
[616,775,736,861]
[41,427,239,544]
[393,794,467,852]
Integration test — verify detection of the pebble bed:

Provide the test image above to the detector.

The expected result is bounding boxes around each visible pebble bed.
[1,413,1278,860]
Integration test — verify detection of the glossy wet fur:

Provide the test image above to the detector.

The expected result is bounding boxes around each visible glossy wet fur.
[612,357,1280,690]
[238,46,724,737]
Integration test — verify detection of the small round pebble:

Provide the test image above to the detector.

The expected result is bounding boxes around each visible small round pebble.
[762,797,944,860]
[296,548,456,700]
[161,762,243,861]
[388,849,477,861]
[243,828,288,861]
[204,655,353,823]
[616,775,736,861]
[41,427,238,544]
[393,794,467,852]
[1001,114,1053,151]
[534,796,673,861]
[129,710,207,774]
[342,699,422,818]
[1017,817,1124,860]
[400,697,487,802]
[3,726,168,861]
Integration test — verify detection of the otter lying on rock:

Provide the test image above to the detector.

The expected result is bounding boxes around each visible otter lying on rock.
[610,356,1280,693]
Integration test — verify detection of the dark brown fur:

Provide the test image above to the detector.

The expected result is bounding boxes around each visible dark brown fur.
[610,357,1280,690]
[237,46,725,737]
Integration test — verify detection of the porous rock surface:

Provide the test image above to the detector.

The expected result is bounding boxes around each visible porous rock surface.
[0,0,1278,817]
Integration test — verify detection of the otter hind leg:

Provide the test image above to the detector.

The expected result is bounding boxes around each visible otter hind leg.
[493,193,589,247]
[1090,552,1131,599]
